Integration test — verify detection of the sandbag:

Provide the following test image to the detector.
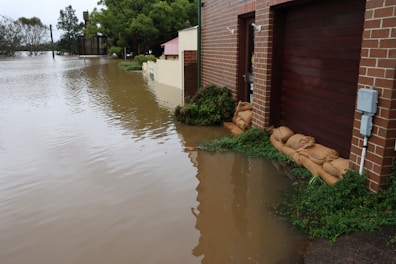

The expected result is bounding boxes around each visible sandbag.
[231,126,244,135]
[271,126,294,144]
[292,152,302,165]
[278,144,302,165]
[223,121,235,130]
[270,133,284,152]
[280,145,296,158]
[224,122,244,135]
[300,156,339,185]
[234,101,252,115]
[297,143,339,165]
[318,167,339,186]
[232,115,237,124]
[286,134,315,150]
[323,158,350,178]
[237,110,252,125]
[300,156,321,176]
[235,116,249,131]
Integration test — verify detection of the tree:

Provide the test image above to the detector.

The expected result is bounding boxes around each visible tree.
[96,0,157,57]
[56,5,84,54]
[0,15,22,56]
[169,0,197,31]
[18,17,48,55]
[88,0,198,57]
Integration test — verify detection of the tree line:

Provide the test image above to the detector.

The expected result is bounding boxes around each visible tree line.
[86,0,198,57]
[0,6,81,56]
[0,15,48,56]
[1,0,197,57]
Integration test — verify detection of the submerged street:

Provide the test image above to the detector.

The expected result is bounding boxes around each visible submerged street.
[0,54,306,263]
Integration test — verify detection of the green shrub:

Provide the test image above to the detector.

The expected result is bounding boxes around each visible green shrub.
[108,46,122,57]
[134,54,156,65]
[175,85,235,126]
[118,54,156,71]
[118,61,142,71]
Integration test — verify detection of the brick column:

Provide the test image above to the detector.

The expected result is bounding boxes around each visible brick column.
[184,50,198,99]
[350,0,396,192]
[251,1,274,129]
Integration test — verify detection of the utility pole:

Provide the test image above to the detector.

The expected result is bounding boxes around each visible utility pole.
[50,24,55,59]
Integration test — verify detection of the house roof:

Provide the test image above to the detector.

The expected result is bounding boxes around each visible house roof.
[161,37,179,56]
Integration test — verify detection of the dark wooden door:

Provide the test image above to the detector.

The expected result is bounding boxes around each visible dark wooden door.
[272,0,365,157]
[238,15,255,103]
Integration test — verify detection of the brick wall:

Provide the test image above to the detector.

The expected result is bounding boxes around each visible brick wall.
[350,0,396,192]
[201,0,272,126]
[184,50,197,63]
[201,0,241,97]
[201,0,396,191]
[184,50,198,99]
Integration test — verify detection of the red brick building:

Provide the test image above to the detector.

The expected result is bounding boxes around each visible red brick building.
[200,0,396,192]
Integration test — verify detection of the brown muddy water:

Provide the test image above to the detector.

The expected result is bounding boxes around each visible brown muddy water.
[0,53,307,264]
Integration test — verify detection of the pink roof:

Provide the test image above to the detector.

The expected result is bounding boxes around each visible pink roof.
[161,37,179,56]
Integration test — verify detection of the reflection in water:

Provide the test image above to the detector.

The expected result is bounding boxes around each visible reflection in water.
[0,53,307,264]
[65,58,177,138]
[191,151,306,263]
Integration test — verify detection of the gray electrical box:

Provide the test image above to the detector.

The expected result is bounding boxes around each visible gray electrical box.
[360,114,373,136]
[357,87,378,115]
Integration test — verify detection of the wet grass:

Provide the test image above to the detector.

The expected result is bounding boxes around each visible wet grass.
[200,127,289,159]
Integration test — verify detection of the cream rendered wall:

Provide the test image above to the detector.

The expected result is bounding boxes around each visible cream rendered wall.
[145,60,181,89]
[156,59,181,89]
[143,26,197,90]
[178,26,198,57]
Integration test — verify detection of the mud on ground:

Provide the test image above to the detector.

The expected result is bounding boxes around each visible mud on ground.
[303,225,396,264]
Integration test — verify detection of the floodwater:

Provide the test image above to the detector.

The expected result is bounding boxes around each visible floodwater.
[0,53,307,264]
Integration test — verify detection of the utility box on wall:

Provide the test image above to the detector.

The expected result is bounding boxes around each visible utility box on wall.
[360,114,373,136]
[357,87,378,137]
[357,87,378,115]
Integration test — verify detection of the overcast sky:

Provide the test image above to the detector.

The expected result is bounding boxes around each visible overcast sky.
[0,0,101,40]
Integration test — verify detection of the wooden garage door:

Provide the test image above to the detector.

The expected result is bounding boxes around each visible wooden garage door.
[275,0,365,158]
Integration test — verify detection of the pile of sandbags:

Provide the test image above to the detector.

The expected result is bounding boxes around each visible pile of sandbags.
[223,121,244,135]
[270,126,350,186]
[224,101,253,135]
[232,101,252,131]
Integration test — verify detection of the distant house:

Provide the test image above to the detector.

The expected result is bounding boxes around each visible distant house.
[77,33,107,56]
[200,0,396,192]
[160,37,179,60]
[78,11,107,56]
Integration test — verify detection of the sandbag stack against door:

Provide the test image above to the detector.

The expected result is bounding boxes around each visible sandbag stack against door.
[224,101,253,135]
[232,101,252,131]
[270,126,350,186]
